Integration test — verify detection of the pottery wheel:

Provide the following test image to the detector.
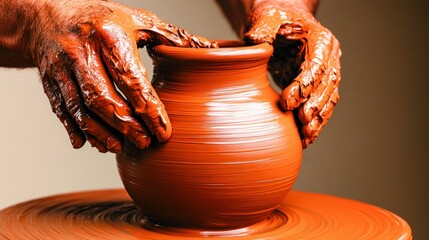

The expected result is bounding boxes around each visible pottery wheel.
[0,189,411,239]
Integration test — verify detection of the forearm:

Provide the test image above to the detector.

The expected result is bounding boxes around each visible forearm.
[254,0,319,14]
[0,0,43,67]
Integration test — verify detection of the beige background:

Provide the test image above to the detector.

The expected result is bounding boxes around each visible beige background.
[0,0,428,239]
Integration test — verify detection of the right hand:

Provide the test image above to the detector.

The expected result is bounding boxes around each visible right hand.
[27,0,214,153]
[243,0,341,148]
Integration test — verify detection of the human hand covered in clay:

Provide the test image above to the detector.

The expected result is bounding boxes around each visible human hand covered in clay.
[244,0,341,148]
[0,0,213,153]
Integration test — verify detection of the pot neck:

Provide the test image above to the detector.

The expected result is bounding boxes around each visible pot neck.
[149,42,273,89]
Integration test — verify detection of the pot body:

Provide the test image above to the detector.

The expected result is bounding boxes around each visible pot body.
[117,42,302,230]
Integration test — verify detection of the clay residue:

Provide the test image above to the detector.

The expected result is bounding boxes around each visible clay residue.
[242,0,342,147]
[214,0,341,147]
[27,0,216,153]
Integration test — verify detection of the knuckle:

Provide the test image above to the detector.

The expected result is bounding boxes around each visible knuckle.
[66,99,81,116]
[333,36,340,46]
[96,23,117,40]
[96,146,108,153]
[70,107,90,130]
[301,124,314,139]
[121,75,143,88]
[48,90,63,110]
[327,66,338,83]
[38,60,50,76]
[81,84,105,111]
[331,94,340,104]
[52,104,65,120]
[84,94,101,110]
[69,20,98,37]
[96,23,129,48]
[55,49,75,67]
[135,89,161,115]
[41,76,52,93]
[42,81,66,118]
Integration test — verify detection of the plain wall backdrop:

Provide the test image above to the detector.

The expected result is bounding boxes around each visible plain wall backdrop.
[0,0,427,238]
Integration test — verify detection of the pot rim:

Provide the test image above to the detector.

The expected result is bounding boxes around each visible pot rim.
[148,40,273,62]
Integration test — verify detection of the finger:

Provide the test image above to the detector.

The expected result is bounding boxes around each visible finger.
[298,36,341,123]
[297,48,340,125]
[297,36,340,146]
[86,134,108,153]
[277,24,307,42]
[51,61,123,153]
[243,4,284,44]
[41,72,86,149]
[280,29,336,111]
[301,87,339,148]
[69,43,152,149]
[98,27,172,143]
[130,9,215,48]
[297,67,334,124]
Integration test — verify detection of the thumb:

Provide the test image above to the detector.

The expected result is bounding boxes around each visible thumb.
[131,9,215,48]
[244,7,283,45]
[134,21,216,49]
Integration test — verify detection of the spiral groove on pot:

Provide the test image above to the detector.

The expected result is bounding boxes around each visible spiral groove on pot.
[117,42,303,230]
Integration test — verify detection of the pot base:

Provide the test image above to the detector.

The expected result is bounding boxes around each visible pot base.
[0,189,411,239]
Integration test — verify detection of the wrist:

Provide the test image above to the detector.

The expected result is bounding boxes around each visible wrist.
[0,0,49,67]
[27,0,111,66]
[253,0,318,14]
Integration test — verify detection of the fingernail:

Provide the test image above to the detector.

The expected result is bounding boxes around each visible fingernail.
[92,141,108,153]
[155,124,172,143]
[70,133,84,149]
[97,147,108,153]
[106,138,122,153]
[302,136,316,149]
[135,135,151,149]
[281,97,297,110]
[210,41,219,48]
[244,32,261,44]
[301,139,308,149]
[281,88,299,110]
[288,98,298,109]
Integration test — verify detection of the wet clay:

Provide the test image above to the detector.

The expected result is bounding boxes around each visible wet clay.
[2,0,340,151]
[116,41,303,230]
[5,0,215,153]
[0,189,412,239]
[241,0,341,147]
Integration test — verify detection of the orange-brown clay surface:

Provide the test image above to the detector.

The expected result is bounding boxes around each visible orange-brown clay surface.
[216,0,342,148]
[0,0,216,153]
[1,0,340,151]
[0,189,412,239]
[242,0,342,147]
[117,41,302,230]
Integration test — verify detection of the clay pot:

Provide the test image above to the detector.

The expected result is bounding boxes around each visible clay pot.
[116,41,302,230]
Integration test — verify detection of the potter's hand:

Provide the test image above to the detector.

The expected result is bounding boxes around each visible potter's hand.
[25,0,213,153]
[244,0,341,148]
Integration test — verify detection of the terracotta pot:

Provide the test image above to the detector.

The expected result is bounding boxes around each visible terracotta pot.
[116,41,302,230]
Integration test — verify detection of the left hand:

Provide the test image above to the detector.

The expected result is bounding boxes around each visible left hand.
[244,0,341,148]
